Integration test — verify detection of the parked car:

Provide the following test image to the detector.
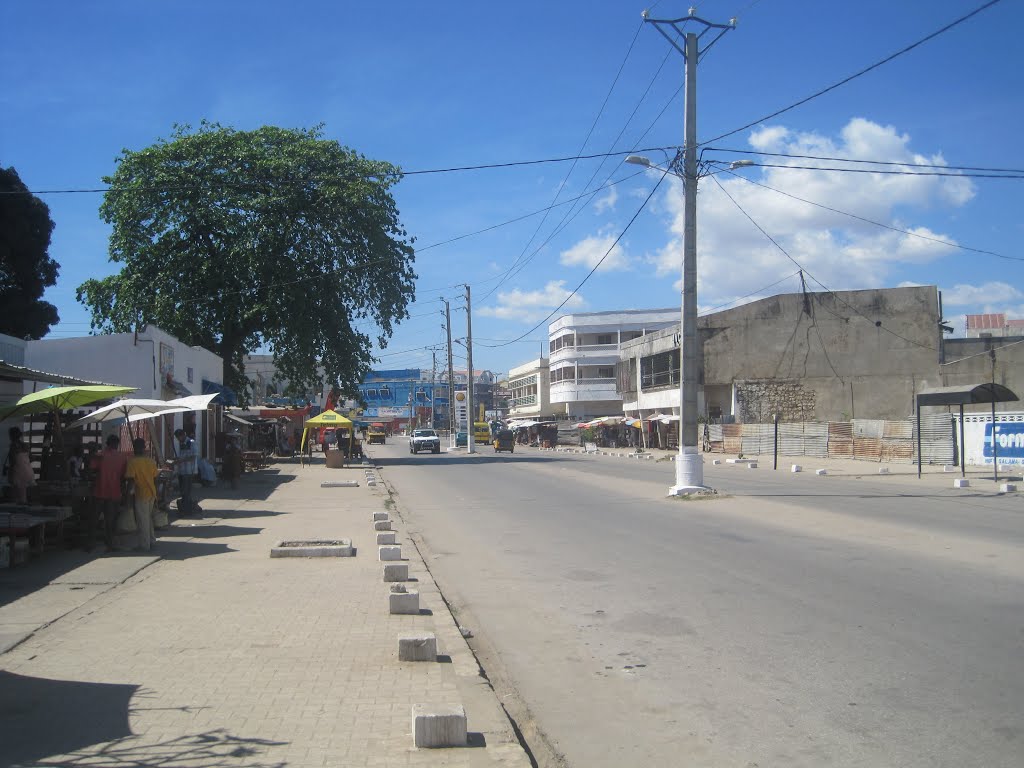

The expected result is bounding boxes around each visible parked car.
[455,431,467,447]
[409,428,441,454]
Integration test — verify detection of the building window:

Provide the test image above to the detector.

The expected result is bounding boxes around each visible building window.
[597,334,613,345]
[640,350,680,389]
[550,367,575,383]
[186,367,194,383]
[379,386,390,400]
[597,366,614,378]
[365,389,378,400]
[549,334,575,353]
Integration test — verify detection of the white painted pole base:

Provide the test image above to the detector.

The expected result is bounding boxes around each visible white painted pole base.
[668,448,708,496]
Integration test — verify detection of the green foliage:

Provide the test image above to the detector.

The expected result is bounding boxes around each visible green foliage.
[77,122,416,403]
[0,166,59,338]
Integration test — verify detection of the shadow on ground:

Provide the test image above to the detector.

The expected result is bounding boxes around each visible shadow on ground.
[158,524,263,540]
[151,540,236,561]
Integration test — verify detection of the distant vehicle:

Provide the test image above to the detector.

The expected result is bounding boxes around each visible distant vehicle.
[367,428,385,445]
[455,431,468,447]
[493,429,515,453]
[409,428,441,454]
[474,421,490,443]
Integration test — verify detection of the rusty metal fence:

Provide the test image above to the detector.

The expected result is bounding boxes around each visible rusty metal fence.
[706,414,954,464]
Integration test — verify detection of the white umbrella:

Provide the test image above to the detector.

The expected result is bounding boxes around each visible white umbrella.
[68,398,193,429]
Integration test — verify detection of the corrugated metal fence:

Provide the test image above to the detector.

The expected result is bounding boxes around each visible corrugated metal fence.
[706,414,954,464]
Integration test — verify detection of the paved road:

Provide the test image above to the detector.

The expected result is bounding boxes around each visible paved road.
[370,442,1024,768]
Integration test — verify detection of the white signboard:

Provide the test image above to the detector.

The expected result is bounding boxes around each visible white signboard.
[453,390,468,431]
[961,412,1024,466]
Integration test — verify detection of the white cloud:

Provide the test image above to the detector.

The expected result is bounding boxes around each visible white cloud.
[593,185,618,214]
[647,118,977,301]
[559,233,631,271]
[478,280,586,323]
[942,281,1023,306]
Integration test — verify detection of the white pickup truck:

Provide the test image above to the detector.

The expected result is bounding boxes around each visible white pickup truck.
[409,428,441,454]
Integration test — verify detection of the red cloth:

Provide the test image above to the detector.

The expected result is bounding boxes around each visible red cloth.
[92,449,128,500]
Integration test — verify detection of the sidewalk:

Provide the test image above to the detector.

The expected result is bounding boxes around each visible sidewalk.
[0,456,531,767]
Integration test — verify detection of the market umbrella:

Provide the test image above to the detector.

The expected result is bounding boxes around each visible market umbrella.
[300,410,354,465]
[0,385,137,479]
[67,398,195,429]
[0,384,136,422]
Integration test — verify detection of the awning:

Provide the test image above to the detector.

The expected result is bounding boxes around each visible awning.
[0,360,111,386]
[202,379,238,406]
[163,379,192,397]
[225,412,254,426]
[916,383,1018,407]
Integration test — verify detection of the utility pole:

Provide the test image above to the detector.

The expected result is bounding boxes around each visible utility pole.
[642,8,735,495]
[443,300,455,443]
[465,284,475,454]
[431,349,437,430]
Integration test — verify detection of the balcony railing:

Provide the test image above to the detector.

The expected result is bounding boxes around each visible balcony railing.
[510,394,537,407]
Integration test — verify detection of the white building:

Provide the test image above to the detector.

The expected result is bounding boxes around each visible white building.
[547,309,678,421]
[507,358,551,420]
[25,326,224,457]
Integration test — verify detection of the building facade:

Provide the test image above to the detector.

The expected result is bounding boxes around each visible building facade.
[547,308,679,421]
[507,358,551,420]
[965,313,1024,338]
[618,286,948,423]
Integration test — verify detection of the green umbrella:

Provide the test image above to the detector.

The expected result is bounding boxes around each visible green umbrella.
[0,385,137,421]
[0,385,137,481]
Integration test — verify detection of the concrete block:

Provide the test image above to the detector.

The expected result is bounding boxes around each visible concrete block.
[383,563,409,581]
[373,511,388,521]
[943,465,955,473]
[321,481,359,488]
[270,539,353,558]
[377,531,397,545]
[712,459,721,465]
[954,479,970,489]
[379,545,402,561]
[791,464,802,473]
[747,461,758,469]
[374,520,392,531]
[399,633,437,662]
[815,469,827,476]
[412,704,467,748]
[878,467,890,475]
[390,590,420,615]
[368,480,377,487]
[1000,483,1017,493]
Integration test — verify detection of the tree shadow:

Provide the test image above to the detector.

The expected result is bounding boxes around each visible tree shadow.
[157,525,262,541]
[374,454,569,467]
[150,540,236,561]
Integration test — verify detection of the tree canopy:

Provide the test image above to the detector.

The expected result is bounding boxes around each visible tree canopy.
[0,166,60,339]
[77,123,416,402]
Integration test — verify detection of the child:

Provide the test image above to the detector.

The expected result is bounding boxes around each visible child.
[125,438,159,551]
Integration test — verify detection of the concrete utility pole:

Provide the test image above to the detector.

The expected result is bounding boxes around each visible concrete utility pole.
[642,7,735,495]
[431,349,437,429]
[443,300,455,442]
[465,284,475,454]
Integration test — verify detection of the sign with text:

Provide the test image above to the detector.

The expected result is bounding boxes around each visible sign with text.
[962,414,1024,466]
[453,390,468,431]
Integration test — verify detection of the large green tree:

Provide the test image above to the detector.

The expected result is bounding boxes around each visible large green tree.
[77,123,416,402]
[0,166,60,339]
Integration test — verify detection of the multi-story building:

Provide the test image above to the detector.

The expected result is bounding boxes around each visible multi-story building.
[357,369,447,429]
[507,359,551,420]
[547,309,679,421]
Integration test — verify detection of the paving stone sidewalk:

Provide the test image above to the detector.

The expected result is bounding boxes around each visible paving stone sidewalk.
[0,457,531,768]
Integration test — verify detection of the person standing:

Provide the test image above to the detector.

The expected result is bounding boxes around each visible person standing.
[172,428,198,517]
[125,438,159,551]
[92,434,128,550]
[5,427,35,504]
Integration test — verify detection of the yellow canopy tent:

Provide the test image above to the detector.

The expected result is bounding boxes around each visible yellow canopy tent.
[300,410,354,466]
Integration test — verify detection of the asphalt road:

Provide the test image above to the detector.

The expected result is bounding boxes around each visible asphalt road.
[370,442,1024,768]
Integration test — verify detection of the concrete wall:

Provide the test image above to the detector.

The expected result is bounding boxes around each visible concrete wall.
[939,336,1024,415]
[618,285,943,422]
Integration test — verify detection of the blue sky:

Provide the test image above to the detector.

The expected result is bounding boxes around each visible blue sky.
[3,0,1022,381]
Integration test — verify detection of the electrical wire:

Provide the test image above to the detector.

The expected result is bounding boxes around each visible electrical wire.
[732,162,1024,180]
[708,173,938,352]
[940,336,1024,366]
[479,171,669,349]
[706,147,1024,176]
[716,166,1022,262]
[698,0,1005,149]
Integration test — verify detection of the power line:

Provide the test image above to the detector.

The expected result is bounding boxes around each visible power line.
[718,167,1022,262]
[733,162,1024,180]
[708,173,937,352]
[699,0,1005,149]
[706,147,1024,175]
[479,170,669,349]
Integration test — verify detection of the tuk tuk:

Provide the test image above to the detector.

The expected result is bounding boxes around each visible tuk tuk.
[493,429,515,453]
[368,428,386,444]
